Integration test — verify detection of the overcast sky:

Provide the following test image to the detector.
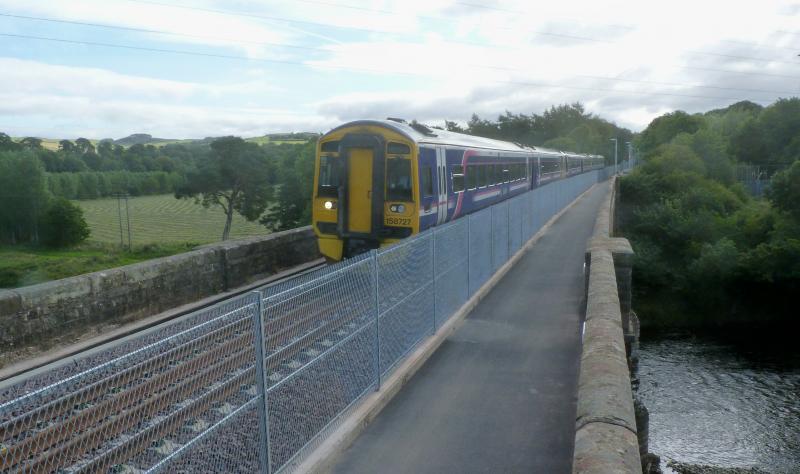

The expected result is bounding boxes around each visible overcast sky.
[0,0,798,139]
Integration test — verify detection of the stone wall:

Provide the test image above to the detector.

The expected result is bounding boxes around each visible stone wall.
[0,226,320,353]
[573,177,644,473]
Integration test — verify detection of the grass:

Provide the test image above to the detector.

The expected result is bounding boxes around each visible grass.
[0,243,198,288]
[0,194,272,288]
[75,194,269,245]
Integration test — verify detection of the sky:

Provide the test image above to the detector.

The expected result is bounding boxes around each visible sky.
[0,0,798,139]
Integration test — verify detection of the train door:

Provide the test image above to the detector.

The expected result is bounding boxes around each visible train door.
[435,146,448,225]
[347,148,372,233]
[338,134,385,243]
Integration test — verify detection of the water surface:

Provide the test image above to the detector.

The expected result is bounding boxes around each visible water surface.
[637,331,800,472]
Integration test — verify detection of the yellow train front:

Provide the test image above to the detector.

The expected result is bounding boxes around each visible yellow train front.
[312,119,605,261]
[313,120,420,261]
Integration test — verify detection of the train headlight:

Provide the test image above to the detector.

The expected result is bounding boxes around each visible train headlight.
[324,200,336,210]
[389,204,405,213]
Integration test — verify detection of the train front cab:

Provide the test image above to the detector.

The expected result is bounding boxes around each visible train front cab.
[313,125,418,261]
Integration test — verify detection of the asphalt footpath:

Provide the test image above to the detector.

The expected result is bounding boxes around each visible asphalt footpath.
[329,180,611,474]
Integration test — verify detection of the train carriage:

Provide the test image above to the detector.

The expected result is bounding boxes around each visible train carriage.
[312,119,604,261]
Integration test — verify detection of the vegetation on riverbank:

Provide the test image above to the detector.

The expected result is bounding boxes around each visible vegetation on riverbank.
[621,98,800,327]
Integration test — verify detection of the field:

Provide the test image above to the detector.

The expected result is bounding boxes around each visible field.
[76,194,269,245]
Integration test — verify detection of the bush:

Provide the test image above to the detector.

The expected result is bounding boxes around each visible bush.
[40,198,90,247]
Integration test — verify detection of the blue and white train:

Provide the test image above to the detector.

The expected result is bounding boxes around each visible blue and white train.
[312,119,604,261]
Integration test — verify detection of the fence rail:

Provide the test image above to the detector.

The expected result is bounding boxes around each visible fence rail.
[0,166,618,474]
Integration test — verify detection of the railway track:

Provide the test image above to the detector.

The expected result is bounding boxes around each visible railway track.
[0,258,387,473]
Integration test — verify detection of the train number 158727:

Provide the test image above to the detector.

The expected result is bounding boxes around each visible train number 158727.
[385,217,411,226]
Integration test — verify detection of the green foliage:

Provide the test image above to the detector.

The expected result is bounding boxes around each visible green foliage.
[462,103,633,159]
[766,161,800,219]
[0,242,197,288]
[638,111,704,155]
[46,171,185,199]
[0,150,49,244]
[727,98,800,166]
[622,97,800,326]
[40,198,90,248]
[176,137,274,240]
[260,142,315,231]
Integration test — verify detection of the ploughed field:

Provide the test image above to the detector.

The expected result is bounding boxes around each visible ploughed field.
[75,194,268,245]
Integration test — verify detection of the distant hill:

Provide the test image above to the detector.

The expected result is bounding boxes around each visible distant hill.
[11,132,321,150]
[113,133,172,146]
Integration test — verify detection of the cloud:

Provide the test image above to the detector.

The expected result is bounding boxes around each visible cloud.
[0,0,798,137]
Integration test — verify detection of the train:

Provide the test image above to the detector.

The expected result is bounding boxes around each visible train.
[312,118,605,261]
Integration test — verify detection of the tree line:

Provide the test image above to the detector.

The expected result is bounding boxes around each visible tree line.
[620,98,800,327]
[0,103,636,247]
[444,102,635,158]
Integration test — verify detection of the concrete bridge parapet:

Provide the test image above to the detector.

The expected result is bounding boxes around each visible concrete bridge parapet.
[574,177,643,473]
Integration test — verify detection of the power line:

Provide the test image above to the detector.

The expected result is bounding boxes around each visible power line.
[0,31,780,104]
[0,13,326,53]
[123,0,611,46]
[121,0,800,65]
[3,9,798,86]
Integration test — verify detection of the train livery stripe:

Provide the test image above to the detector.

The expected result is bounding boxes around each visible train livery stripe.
[452,149,477,219]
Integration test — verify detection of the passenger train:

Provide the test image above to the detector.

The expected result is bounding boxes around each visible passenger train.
[312,119,605,261]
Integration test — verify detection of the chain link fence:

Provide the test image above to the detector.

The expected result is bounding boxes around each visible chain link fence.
[1,167,616,473]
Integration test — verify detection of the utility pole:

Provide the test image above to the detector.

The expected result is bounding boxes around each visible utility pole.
[625,141,632,170]
[609,138,618,175]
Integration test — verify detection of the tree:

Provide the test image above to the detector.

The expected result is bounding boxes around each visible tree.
[638,111,704,156]
[20,137,42,150]
[176,136,274,240]
[260,143,314,231]
[58,139,75,153]
[75,138,95,155]
[0,133,19,151]
[0,150,49,243]
[767,161,800,219]
[40,198,90,247]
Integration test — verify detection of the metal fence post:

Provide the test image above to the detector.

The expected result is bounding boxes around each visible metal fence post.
[372,250,381,391]
[250,291,271,474]
[490,206,495,270]
[467,216,471,295]
[432,231,437,333]
[506,201,511,259]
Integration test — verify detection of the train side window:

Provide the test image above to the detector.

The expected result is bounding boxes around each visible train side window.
[318,154,340,198]
[386,158,412,201]
[467,165,478,189]
[452,165,465,192]
[487,164,495,186]
[421,166,434,197]
[478,165,488,187]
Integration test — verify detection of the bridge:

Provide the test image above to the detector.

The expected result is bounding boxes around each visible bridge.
[0,166,641,473]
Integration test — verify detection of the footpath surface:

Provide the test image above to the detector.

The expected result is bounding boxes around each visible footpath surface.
[330,180,611,474]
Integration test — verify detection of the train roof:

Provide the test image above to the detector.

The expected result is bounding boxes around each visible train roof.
[326,119,605,160]
[326,119,573,156]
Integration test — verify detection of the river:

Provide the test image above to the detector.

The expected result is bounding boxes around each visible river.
[636,330,800,473]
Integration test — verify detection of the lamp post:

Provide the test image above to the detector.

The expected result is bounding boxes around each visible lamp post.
[625,141,632,170]
[609,138,618,175]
